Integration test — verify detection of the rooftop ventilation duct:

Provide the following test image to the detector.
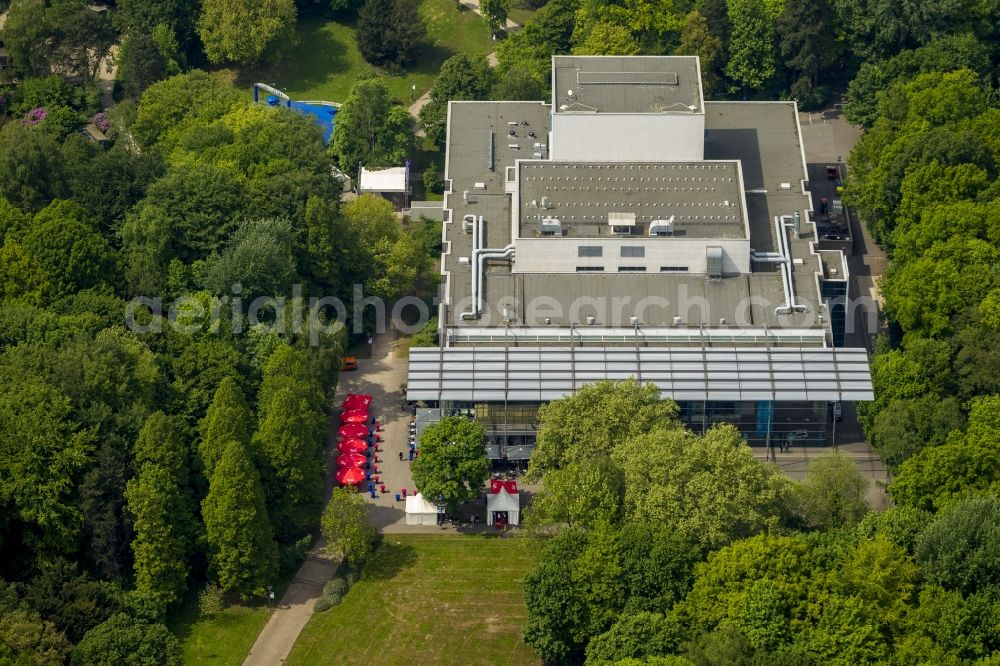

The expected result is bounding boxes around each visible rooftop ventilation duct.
[649,216,675,236]
[539,217,563,236]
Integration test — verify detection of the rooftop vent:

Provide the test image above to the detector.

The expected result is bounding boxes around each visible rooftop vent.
[649,216,675,236]
[539,217,563,236]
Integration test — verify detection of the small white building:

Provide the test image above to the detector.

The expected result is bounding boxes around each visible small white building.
[486,480,520,527]
[359,166,408,192]
[405,493,442,526]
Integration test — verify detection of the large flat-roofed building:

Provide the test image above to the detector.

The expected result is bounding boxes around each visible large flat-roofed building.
[407,55,870,459]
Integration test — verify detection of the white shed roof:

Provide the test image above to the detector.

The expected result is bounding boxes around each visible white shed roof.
[359,166,408,193]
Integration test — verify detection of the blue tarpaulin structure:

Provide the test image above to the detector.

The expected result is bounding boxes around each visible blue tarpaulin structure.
[254,83,339,145]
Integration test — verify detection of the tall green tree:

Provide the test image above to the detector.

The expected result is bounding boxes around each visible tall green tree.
[0,0,49,76]
[481,0,510,36]
[198,377,254,480]
[253,387,325,540]
[320,487,378,565]
[725,0,777,90]
[915,496,1000,595]
[202,441,278,597]
[197,0,298,65]
[676,11,725,93]
[411,417,489,510]
[356,0,426,67]
[776,0,838,101]
[526,457,624,532]
[124,464,192,610]
[200,217,298,301]
[329,79,416,174]
[135,411,190,487]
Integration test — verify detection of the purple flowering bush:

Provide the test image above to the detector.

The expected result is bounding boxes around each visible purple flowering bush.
[91,112,111,133]
[22,107,48,126]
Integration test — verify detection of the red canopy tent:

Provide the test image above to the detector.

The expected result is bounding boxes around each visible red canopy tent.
[342,394,372,411]
[339,423,370,439]
[339,410,370,424]
[336,452,368,468]
[335,467,366,486]
[338,438,368,454]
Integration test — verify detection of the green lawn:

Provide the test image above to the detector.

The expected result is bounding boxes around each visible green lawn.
[237,0,495,105]
[168,576,294,665]
[286,535,541,665]
[169,596,273,665]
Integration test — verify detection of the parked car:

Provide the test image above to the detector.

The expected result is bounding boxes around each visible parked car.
[823,234,847,241]
[826,165,839,179]
[341,356,358,371]
[819,197,829,214]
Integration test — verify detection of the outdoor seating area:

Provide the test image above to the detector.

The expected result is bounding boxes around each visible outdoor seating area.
[335,393,384,497]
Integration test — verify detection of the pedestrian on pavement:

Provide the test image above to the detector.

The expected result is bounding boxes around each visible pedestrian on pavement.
[399,451,404,461]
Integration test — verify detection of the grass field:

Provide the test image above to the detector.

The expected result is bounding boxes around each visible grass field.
[286,535,541,665]
[238,0,495,104]
[169,595,272,665]
[168,575,294,665]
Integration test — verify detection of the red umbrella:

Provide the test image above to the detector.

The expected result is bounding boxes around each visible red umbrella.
[339,410,370,424]
[336,452,368,468]
[338,438,368,454]
[336,467,366,485]
[339,424,369,439]
[342,394,372,411]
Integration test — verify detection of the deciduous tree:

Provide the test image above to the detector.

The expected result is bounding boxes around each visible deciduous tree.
[725,0,776,90]
[71,613,181,666]
[253,387,325,539]
[198,377,254,479]
[197,0,297,65]
[527,379,680,480]
[124,464,192,610]
[613,425,791,551]
[320,487,377,564]
[411,417,489,510]
[419,55,495,145]
[481,0,510,36]
[793,452,869,530]
[202,441,278,597]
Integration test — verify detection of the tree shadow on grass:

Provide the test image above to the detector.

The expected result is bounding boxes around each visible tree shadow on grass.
[364,539,418,581]
[234,17,360,97]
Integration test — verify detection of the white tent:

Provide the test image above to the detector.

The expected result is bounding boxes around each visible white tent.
[359,166,408,193]
[405,493,441,526]
[486,488,520,526]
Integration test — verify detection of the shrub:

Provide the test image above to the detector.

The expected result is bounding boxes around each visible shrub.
[323,577,348,597]
[198,584,224,618]
[279,535,312,574]
[313,597,332,613]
